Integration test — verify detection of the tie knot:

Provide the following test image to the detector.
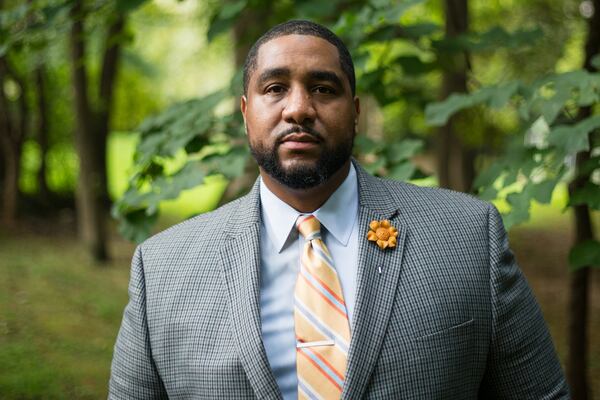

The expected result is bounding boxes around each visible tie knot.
[296,215,321,241]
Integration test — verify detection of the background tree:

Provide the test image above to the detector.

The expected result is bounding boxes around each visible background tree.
[437,0,472,191]
[426,4,600,397]
[0,0,31,226]
[69,0,129,261]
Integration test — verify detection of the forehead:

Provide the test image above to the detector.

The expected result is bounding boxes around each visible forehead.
[253,34,343,79]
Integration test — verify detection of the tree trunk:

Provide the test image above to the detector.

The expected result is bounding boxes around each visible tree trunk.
[95,13,126,210]
[35,66,50,203]
[437,0,472,193]
[0,136,22,226]
[566,2,599,398]
[69,0,108,261]
[218,6,272,206]
[0,57,28,226]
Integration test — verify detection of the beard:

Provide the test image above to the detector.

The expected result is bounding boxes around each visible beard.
[248,126,354,190]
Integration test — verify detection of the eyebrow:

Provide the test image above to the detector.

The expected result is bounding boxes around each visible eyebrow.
[256,68,290,87]
[255,68,345,91]
[309,70,344,90]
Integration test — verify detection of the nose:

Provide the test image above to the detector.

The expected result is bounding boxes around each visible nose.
[281,86,316,125]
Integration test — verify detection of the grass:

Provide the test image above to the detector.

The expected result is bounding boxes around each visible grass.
[0,232,134,399]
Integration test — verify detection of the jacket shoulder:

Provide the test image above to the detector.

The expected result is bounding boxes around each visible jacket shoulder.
[379,177,492,218]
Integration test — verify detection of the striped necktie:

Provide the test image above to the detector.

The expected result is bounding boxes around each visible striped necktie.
[294,214,351,399]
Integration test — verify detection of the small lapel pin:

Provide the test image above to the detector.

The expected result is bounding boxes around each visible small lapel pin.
[367,219,398,250]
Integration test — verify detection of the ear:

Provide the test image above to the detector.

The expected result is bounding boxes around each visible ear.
[240,95,248,134]
[354,96,360,123]
[241,95,247,119]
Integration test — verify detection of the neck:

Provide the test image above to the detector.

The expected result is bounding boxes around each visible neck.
[260,160,351,213]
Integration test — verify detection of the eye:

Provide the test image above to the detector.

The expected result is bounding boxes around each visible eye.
[265,84,286,94]
[313,86,336,95]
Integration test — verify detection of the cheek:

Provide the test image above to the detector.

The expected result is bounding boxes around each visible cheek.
[246,102,281,129]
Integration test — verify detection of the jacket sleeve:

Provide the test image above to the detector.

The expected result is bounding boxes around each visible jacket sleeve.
[108,245,168,399]
[479,205,570,399]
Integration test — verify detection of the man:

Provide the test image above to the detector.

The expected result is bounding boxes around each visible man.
[109,20,569,399]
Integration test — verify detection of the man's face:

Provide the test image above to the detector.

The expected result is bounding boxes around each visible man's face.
[241,34,359,189]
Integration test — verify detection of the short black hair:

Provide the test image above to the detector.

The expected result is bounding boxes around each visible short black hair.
[242,20,356,96]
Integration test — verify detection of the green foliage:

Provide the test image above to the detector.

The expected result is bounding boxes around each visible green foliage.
[426,70,600,229]
[114,0,560,240]
[354,135,425,181]
[112,73,250,242]
[569,240,600,270]
[207,0,247,41]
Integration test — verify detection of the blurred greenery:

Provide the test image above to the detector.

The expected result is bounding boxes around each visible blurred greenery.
[1,0,599,398]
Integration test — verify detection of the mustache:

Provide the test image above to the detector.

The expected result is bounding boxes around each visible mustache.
[275,125,324,142]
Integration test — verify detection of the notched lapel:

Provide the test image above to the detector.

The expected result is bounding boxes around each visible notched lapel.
[218,187,282,399]
[343,165,408,399]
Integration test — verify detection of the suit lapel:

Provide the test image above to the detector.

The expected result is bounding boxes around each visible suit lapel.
[342,163,408,399]
[218,181,282,399]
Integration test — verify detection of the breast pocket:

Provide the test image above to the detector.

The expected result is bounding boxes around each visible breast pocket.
[369,318,485,399]
[414,318,474,340]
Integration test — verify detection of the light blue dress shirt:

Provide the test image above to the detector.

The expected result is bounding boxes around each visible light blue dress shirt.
[258,164,359,399]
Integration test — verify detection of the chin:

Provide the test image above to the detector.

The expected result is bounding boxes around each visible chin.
[280,156,319,170]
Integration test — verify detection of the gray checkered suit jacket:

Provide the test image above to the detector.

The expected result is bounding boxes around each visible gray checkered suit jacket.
[109,161,569,399]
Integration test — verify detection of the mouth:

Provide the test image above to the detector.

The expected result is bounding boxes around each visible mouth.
[279,132,321,151]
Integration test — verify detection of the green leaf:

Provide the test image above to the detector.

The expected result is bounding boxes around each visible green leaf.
[569,240,600,270]
[433,27,542,53]
[393,55,436,75]
[386,139,423,163]
[548,115,600,154]
[219,0,247,19]
[503,191,531,229]
[478,185,498,201]
[470,26,542,51]
[363,158,386,174]
[425,82,519,126]
[116,0,149,13]
[295,1,339,18]
[591,54,600,70]
[388,162,415,181]
[207,0,247,41]
[473,161,504,189]
[577,155,600,178]
[370,0,424,23]
[489,81,520,108]
[200,146,249,179]
[569,182,600,210]
[354,135,381,154]
[530,179,557,204]
[117,209,159,243]
[365,22,439,43]
[527,70,600,117]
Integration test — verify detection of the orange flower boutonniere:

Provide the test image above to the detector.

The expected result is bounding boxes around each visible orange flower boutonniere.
[367,220,398,250]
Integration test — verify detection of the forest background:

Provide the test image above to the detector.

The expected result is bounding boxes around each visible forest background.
[0,0,599,398]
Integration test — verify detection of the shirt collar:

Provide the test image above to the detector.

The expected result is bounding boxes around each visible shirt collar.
[259,164,359,253]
